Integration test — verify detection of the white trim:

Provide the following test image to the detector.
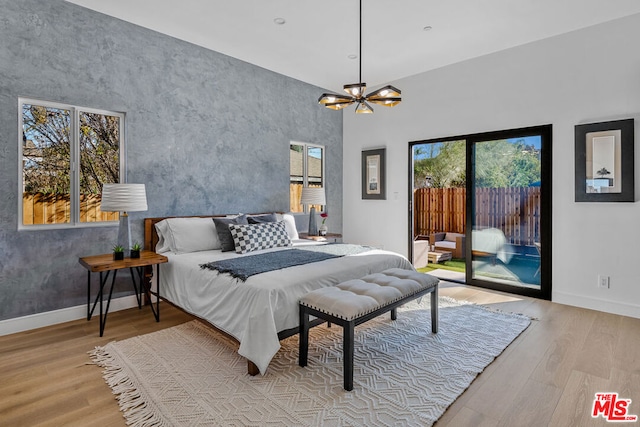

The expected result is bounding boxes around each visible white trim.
[290,140,325,213]
[553,291,640,319]
[0,295,139,336]
[18,97,125,231]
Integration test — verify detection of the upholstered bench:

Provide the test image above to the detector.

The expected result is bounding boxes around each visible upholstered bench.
[298,268,439,391]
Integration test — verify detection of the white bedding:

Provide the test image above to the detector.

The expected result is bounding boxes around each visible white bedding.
[158,241,413,374]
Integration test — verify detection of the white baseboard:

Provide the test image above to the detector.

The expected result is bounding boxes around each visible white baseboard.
[0,295,140,336]
[553,291,640,319]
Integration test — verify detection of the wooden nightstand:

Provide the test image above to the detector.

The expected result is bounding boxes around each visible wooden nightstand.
[79,250,168,336]
[299,232,343,243]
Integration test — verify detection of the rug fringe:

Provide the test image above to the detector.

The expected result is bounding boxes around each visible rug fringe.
[89,346,168,427]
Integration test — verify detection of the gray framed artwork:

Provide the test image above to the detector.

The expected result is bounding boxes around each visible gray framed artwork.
[362,148,386,200]
[574,118,634,202]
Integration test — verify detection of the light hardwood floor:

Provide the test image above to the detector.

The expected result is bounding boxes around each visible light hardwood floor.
[1,283,638,426]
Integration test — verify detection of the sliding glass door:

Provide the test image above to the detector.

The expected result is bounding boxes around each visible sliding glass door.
[410,125,551,299]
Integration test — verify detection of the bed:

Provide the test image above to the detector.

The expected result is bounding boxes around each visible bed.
[144,214,414,375]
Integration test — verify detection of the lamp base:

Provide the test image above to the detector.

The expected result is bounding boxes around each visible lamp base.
[308,206,318,236]
[117,213,132,250]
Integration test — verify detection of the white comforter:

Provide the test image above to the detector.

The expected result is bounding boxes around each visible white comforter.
[158,242,413,374]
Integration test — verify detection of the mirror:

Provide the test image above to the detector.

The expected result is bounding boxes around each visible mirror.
[575,119,634,202]
[586,129,621,193]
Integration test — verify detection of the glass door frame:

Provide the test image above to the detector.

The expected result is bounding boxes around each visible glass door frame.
[408,124,552,300]
[466,125,552,300]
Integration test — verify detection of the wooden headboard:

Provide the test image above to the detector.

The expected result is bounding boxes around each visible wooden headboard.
[143,213,283,253]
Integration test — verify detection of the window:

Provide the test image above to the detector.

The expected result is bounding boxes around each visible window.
[19,98,124,228]
[289,142,324,212]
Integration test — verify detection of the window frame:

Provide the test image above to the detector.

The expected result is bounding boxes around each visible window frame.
[290,141,325,214]
[18,97,126,230]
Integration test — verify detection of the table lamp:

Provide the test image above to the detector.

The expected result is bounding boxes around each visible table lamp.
[100,183,148,250]
[300,187,325,236]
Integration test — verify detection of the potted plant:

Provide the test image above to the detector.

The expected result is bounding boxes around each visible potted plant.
[131,242,142,258]
[130,242,142,259]
[112,244,125,261]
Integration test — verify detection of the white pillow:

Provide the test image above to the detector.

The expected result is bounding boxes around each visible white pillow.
[154,220,172,253]
[279,213,299,240]
[155,217,221,253]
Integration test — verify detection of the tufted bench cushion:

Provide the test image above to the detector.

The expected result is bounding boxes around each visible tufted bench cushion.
[299,268,439,391]
[299,268,439,321]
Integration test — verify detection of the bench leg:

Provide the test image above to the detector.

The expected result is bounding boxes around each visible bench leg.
[390,307,397,320]
[344,321,354,391]
[299,305,309,367]
[431,286,438,333]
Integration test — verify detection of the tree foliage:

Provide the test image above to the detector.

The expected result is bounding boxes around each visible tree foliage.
[22,104,120,195]
[414,138,540,189]
[79,112,120,194]
[476,139,540,188]
[414,140,466,188]
[22,105,71,194]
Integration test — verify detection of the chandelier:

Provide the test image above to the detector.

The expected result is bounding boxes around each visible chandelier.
[318,0,401,114]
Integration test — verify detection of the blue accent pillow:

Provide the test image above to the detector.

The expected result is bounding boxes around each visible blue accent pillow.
[247,213,277,224]
[213,215,248,252]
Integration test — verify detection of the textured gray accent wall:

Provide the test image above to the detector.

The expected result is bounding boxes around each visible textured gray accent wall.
[0,0,343,321]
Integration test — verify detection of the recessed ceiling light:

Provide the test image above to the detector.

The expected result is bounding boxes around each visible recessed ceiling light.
[423,25,433,31]
[273,17,286,25]
[347,54,358,60]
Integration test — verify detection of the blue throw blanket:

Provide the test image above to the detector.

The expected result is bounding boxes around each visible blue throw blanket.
[200,244,371,281]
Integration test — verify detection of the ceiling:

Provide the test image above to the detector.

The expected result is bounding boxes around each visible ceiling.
[66,0,640,91]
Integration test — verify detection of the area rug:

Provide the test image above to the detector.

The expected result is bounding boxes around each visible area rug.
[89,297,530,426]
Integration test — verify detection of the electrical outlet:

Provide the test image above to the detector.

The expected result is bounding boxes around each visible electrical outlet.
[598,275,610,289]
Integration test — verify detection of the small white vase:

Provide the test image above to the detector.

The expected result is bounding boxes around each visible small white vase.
[319,224,328,236]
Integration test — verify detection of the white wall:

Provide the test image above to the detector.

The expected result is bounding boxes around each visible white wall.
[343,13,640,319]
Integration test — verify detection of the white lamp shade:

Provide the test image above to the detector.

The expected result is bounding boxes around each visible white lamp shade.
[100,183,148,212]
[300,187,326,205]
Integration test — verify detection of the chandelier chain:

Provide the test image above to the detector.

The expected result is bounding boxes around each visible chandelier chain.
[359,0,362,88]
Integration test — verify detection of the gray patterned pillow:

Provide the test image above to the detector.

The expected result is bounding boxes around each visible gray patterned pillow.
[229,221,292,254]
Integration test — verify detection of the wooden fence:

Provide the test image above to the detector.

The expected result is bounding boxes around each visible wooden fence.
[22,193,118,225]
[24,187,540,245]
[25,185,320,223]
[414,187,541,246]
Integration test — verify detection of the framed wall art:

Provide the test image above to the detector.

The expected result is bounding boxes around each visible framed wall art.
[574,118,634,202]
[362,148,386,200]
